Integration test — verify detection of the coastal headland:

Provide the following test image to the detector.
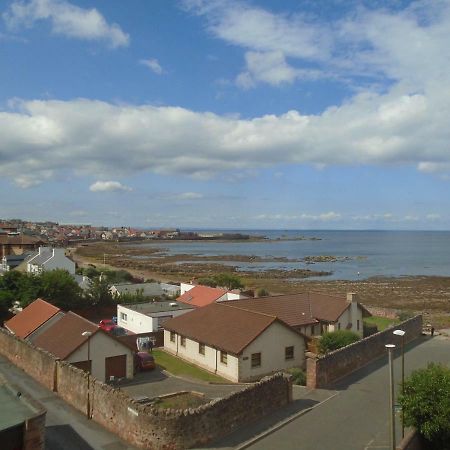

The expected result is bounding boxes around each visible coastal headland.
[73,240,450,329]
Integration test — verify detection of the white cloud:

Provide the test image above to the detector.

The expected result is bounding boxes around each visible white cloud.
[140,58,164,75]
[426,213,441,221]
[175,192,204,200]
[1,83,450,187]
[89,181,132,192]
[255,212,341,222]
[3,0,129,48]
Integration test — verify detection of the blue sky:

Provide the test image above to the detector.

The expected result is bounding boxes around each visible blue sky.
[1,0,450,229]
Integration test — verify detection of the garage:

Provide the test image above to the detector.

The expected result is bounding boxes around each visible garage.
[105,354,127,380]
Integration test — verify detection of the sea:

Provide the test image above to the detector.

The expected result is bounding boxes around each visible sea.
[130,230,450,281]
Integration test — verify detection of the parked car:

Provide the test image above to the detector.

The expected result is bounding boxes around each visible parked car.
[135,352,155,372]
[110,326,127,337]
[98,319,116,332]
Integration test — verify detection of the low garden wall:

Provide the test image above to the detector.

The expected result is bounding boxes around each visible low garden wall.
[306,315,422,388]
[0,327,292,449]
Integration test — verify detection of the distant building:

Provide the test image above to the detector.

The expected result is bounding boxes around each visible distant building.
[26,246,75,275]
[0,234,44,259]
[177,283,245,308]
[110,282,180,298]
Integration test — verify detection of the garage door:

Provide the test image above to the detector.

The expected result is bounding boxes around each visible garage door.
[105,355,126,381]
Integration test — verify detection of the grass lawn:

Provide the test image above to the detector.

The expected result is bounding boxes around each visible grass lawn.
[155,392,209,409]
[364,316,400,331]
[152,349,229,383]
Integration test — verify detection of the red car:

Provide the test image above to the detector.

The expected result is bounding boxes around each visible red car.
[98,319,116,332]
[135,352,155,372]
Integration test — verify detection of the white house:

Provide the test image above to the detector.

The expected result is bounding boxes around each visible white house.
[221,292,368,337]
[33,311,135,382]
[117,301,195,334]
[26,247,75,275]
[163,302,308,382]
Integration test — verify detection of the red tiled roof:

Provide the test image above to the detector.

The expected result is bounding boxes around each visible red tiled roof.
[5,299,61,339]
[163,302,305,355]
[33,311,99,359]
[222,292,351,327]
[177,285,228,307]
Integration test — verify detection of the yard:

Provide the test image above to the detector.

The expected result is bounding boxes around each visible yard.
[152,349,229,383]
[364,316,400,331]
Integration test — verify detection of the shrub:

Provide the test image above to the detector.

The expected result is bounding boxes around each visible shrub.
[287,368,306,386]
[397,310,414,322]
[318,330,360,354]
[256,288,270,297]
[399,363,450,449]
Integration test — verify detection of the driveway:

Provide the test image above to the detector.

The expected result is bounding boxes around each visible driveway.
[120,365,246,400]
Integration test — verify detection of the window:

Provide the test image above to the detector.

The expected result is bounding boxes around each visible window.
[285,346,294,360]
[120,312,127,322]
[357,320,360,331]
[220,351,228,365]
[170,331,175,343]
[310,325,314,335]
[180,336,186,347]
[199,343,205,355]
[251,352,261,368]
[337,322,341,330]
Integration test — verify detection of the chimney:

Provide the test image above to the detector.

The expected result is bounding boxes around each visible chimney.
[347,292,360,335]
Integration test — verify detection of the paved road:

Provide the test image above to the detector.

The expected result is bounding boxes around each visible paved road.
[0,355,137,450]
[121,366,245,400]
[207,336,449,450]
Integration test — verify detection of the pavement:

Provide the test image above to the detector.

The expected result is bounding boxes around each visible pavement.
[200,335,449,450]
[120,365,245,400]
[0,355,137,450]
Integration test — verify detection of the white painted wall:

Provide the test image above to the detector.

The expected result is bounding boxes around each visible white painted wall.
[180,283,195,295]
[239,321,306,381]
[118,305,194,333]
[164,321,306,382]
[68,331,134,382]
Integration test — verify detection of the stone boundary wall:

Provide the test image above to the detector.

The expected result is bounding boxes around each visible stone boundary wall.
[307,315,422,389]
[0,328,57,391]
[0,327,291,449]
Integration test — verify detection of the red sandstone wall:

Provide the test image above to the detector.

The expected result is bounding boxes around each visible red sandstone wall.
[0,328,57,390]
[307,315,423,389]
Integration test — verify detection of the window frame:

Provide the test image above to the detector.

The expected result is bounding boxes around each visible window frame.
[285,346,294,360]
[170,331,176,343]
[251,352,261,368]
[180,336,186,347]
[199,343,206,355]
[220,351,228,365]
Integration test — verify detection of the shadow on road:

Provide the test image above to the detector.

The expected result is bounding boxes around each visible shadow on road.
[199,398,319,449]
[119,366,168,387]
[46,425,94,450]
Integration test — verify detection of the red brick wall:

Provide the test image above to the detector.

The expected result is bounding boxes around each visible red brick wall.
[307,315,423,389]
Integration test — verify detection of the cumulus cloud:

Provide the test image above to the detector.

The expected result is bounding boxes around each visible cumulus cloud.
[3,0,129,47]
[140,58,164,75]
[1,82,450,186]
[89,181,132,192]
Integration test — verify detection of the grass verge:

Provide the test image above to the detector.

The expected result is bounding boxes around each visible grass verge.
[364,316,400,331]
[152,349,229,383]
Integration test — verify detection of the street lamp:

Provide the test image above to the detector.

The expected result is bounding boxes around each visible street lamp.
[386,344,396,450]
[393,329,406,438]
[82,331,92,419]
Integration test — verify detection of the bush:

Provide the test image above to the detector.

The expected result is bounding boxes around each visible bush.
[256,288,270,297]
[318,330,360,354]
[397,310,414,322]
[286,368,306,386]
[399,363,450,448]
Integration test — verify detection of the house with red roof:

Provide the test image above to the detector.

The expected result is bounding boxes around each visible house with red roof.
[4,298,65,341]
[177,283,245,308]
[33,311,135,382]
[164,302,308,382]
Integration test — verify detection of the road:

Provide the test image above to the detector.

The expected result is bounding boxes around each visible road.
[208,336,449,450]
[0,355,137,450]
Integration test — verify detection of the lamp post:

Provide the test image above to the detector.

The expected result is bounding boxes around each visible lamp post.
[386,344,396,450]
[393,329,406,438]
[82,331,92,419]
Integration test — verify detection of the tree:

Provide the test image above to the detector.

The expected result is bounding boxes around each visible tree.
[399,363,450,449]
[197,277,218,288]
[0,290,14,323]
[39,269,84,310]
[211,273,244,290]
[85,276,113,306]
[318,330,360,354]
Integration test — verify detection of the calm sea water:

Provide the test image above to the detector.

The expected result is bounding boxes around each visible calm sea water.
[130,230,450,281]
